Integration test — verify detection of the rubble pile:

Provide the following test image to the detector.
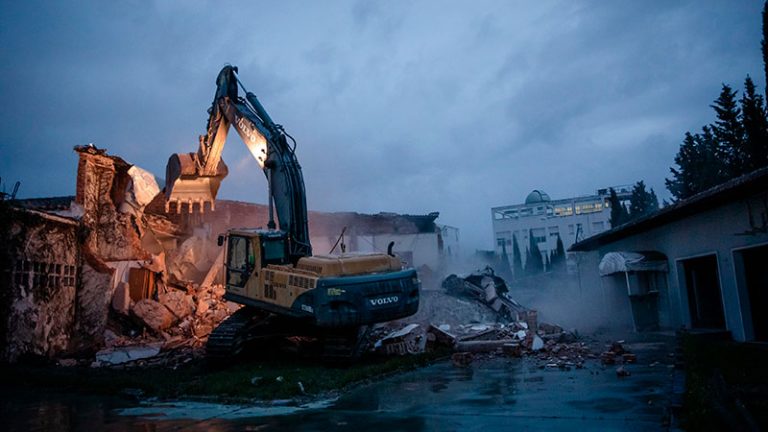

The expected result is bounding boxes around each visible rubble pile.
[79,283,239,368]
[599,340,637,366]
[370,317,593,368]
[367,268,602,370]
[0,144,247,365]
[441,267,536,325]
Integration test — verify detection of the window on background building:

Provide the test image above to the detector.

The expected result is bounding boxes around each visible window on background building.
[531,228,546,243]
[497,231,510,248]
[549,226,559,237]
[554,205,573,216]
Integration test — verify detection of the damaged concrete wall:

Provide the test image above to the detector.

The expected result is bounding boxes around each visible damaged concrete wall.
[75,145,149,262]
[70,249,115,352]
[0,206,79,361]
[145,199,447,278]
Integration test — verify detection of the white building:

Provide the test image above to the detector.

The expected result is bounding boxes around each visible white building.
[571,168,768,340]
[491,187,631,270]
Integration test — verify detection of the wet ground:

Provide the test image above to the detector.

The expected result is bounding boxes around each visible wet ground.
[1,333,678,432]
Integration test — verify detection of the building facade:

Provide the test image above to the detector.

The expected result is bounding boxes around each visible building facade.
[570,168,768,342]
[491,186,631,271]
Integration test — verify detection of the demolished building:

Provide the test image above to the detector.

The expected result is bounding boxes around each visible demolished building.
[0,145,455,362]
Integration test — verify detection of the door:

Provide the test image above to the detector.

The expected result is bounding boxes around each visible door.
[741,245,768,341]
[683,255,725,329]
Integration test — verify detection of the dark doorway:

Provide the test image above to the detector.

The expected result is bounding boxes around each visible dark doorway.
[683,255,726,329]
[742,245,768,341]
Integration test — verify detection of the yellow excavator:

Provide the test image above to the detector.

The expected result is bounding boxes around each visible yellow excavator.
[165,66,420,361]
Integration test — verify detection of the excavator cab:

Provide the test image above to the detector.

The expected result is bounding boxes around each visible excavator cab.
[223,229,290,290]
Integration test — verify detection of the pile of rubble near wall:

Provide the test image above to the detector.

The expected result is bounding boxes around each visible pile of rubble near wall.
[76,144,246,367]
[0,145,241,365]
[369,267,600,370]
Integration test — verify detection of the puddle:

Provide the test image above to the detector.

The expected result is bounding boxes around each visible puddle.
[117,398,338,420]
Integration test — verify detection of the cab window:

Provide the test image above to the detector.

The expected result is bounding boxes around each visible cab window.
[262,238,288,265]
[227,236,253,287]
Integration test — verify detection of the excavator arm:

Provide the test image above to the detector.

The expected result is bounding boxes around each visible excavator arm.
[165,65,312,261]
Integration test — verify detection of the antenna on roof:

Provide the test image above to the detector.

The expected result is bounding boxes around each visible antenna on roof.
[329,226,347,254]
[0,177,21,201]
[10,181,20,199]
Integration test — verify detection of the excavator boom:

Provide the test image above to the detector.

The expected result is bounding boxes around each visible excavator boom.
[165,65,312,261]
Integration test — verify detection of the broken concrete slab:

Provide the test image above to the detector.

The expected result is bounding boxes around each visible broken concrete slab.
[121,165,160,214]
[502,342,522,357]
[427,324,457,348]
[132,299,176,332]
[158,290,195,320]
[455,339,512,353]
[95,343,162,365]
[375,324,426,355]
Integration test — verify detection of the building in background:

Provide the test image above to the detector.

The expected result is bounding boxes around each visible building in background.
[491,186,632,272]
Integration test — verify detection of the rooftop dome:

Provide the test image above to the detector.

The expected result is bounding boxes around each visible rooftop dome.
[525,190,551,205]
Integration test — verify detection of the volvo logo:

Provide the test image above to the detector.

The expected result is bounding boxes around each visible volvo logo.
[369,296,399,307]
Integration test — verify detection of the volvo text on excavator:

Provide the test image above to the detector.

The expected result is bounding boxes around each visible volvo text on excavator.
[164,65,420,361]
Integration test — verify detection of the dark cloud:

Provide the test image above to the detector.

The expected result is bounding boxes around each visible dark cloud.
[0,0,763,251]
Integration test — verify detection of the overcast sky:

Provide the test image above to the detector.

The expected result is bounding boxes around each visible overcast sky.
[0,1,764,251]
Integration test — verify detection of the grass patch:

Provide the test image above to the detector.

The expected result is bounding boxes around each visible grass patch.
[0,350,449,403]
[682,334,768,431]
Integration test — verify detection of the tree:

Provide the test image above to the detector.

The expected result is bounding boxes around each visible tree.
[763,1,768,101]
[628,181,659,219]
[498,242,513,280]
[740,76,768,172]
[666,127,727,201]
[511,234,523,278]
[667,5,768,201]
[551,234,566,271]
[526,229,543,275]
[711,84,746,177]
[545,254,551,272]
[608,187,629,227]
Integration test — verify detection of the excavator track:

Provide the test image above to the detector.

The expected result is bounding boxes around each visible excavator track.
[207,309,372,364]
[206,307,266,360]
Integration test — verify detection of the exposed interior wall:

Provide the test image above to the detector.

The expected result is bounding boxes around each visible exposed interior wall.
[0,208,79,361]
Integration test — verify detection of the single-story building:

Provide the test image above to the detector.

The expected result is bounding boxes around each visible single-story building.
[570,167,768,342]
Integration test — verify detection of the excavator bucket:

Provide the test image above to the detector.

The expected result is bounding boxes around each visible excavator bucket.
[164,152,228,213]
